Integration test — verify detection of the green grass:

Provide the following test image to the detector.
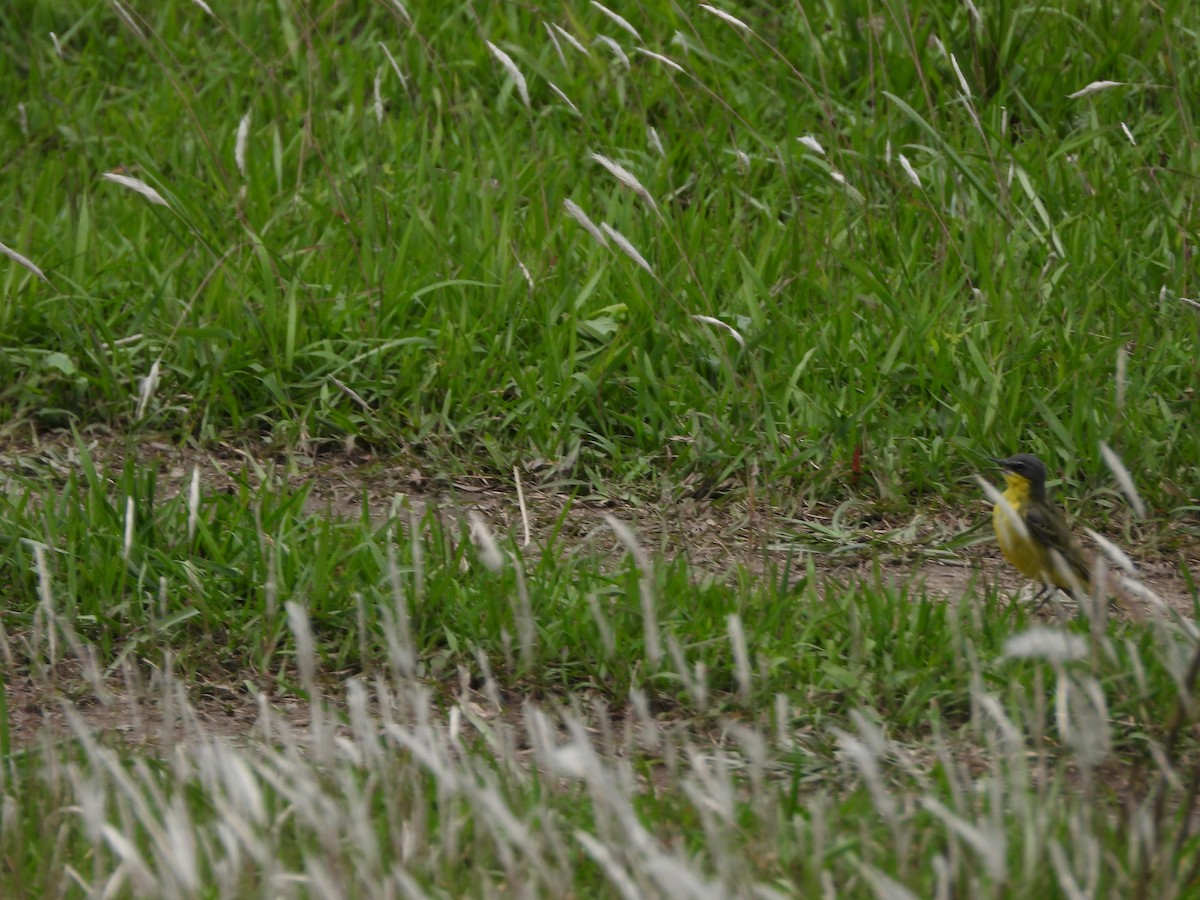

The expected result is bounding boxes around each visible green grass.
[2,0,1198,511]
[2,0,1200,897]
[0,445,1005,718]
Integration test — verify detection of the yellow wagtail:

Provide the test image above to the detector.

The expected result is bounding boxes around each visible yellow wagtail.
[991,454,1091,608]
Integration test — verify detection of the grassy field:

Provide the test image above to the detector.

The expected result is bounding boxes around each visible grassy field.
[2,0,1200,896]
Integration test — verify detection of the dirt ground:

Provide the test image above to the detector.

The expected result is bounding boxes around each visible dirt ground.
[2,428,1197,751]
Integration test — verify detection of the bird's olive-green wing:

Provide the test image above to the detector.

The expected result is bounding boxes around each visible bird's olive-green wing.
[1023,502,1089,583]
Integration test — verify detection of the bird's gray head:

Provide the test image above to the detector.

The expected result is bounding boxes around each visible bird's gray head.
[993,453,1049,494]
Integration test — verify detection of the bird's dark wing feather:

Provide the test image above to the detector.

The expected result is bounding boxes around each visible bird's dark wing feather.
[1024,503,1090,584]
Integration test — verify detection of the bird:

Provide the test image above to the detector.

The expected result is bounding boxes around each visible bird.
[991,453,1091,609]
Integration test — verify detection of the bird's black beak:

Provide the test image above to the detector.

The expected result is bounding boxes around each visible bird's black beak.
[990,456,1009,468]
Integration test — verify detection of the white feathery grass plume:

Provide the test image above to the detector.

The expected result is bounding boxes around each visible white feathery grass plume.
[647,126,664,157]
[563,199,609,248]
[600,223,654,276]
[641,850,720,900]
[584,593,616,657]
[975,474,1030,544]
[511,558,535,669]
[1071,676,1112,767]
[102,825,155,893]
[590,152,657,211]
[604,513,661,666]
[1014,166,1064,255]
[964,0,982,24]
[213,748,265,830]
[856,864,921,900]
[373,67,385,124]
[885,138,892,164]
[1100,442,1147,518]
[1002,627,1087,663]
[104,172,169,207]
[1068,80,1125,99]
[1120,122,1136,145]
[33,543,57,662]
[235,111,251,177]
[513,251,534,293]
[485,41,530,110]
[468,510,505,573]
[543,22,566,66]
[187,466,201,541]
[671,29,702,56]
[727,613,751,700]
[0,240,51,284]
[136,359,161,417]
[830,169,864,203]
[328,376,368,412]
[635,48,684,72]
[1048,840,1087,897]
[72,769,106,844]
[1083,528,1137,574]
[100,333,143,350]
[407,501,425,603]
[548,82,580,115]
[50,33,63,58]
[849,709,889,759]
[1118,576,1173,619]
[949,52,971,98]
[691,315,745,349]
[383,537,415,677]
[630,687,661,748]
[593,35,630,69]
[590,1,640,41]
[700,4,750,31]
[123,496,135,562]
[388,0,412,25]
[797,134,825,156]
[551,23,589,56]
[262,544,277,619]
[286,600,316,689]
[161,797,199,894]
[666,631,708,708]
[380,42,407,90]
[183,468,200,547]
[1115,343,1127,412]
[898,153,921,188]
[973,690,1023,748]
[575,830,641,899]
[1047,546,1086,598]
[18,102,28,136]
[921,797,1006,880]
[834,729,895,820]
[110,0,145,38]
[187,0,213,15]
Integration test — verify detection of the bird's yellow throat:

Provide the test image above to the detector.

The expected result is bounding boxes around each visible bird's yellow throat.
[1001,472,1033,510]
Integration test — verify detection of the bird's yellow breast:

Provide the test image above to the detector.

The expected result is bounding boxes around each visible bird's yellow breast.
[992,476,1046,581]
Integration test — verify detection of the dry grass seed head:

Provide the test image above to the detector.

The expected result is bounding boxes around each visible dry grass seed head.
[234,111,251,177]
[590,152,658,211]
[700,4,750,31]
[0,240,51,284]
[590,1,641,41]
[485,41,531,110]
[103,172,169,207]
[599,223,654,276]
